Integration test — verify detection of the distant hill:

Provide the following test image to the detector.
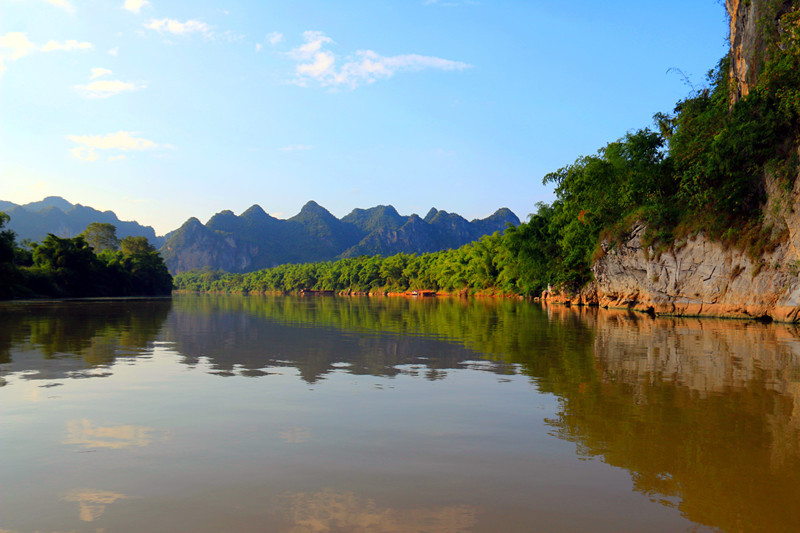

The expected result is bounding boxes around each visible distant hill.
[0,196,163,247]
[161,201,519,274]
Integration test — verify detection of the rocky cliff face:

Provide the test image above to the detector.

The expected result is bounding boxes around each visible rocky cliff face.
[545,0,800,322]
[727,0,795,102]
[546,165,800,321]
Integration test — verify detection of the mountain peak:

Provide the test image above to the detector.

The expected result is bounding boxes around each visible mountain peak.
[23,196,74,213]
[241,204,268,218]
[300,200,324,211]
[484,207,520,225]
[295,200,336,221]
[342,204,405,233]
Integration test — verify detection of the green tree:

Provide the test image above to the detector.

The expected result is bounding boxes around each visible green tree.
[32,234,103,296]
[120,236,155,255]
[0,212,15,264]
[80,222,120,253]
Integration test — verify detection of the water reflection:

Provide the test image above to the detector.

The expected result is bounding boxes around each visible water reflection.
[2,295,800,531]
[162,296,800,531]
[541,306,800,531]
[61,489,128,522]
[279,489,477,533]
[166,295,513,382]
[0,298,171,382]
[166,294,548,382]
[62,419,163,450]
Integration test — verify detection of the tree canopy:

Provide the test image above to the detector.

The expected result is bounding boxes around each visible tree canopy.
[0,217,173,299]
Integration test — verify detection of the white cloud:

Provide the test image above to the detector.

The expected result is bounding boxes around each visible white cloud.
[0,32,36,73]
[255,43,263,52]
[292,31,333,59]
[47,0,76,14]
[123,0,150,14]
[296,50,335,81]
[108,47,119,56]
[41,40,93,52]
[76,80,142,98]
[144,18,212,36]
[90,67,113,79]
[76,69,143,98]
[280,144,313,152]
[290,32,471,89]
[67,131,160,162]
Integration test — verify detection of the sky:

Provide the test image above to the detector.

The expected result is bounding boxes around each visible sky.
[1,0,729,236]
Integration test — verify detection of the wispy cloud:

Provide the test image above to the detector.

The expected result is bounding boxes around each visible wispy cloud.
[144,18,212,37]
[41,39,93,52]
[77,80,142,98]
[2,33,92,74]
[76,68,143,98]
[280,144,313,152]
[108,47,119,56]
[90,67,113,79]
[0,32,36,74]
[123,0,150,14]
[67,131,161,162]
[289,31,471,89]
[47,0,76,14]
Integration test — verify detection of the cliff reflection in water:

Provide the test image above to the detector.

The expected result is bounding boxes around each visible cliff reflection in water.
[542,305,800,532]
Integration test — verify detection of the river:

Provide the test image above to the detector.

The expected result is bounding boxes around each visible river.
[2,294,799,532]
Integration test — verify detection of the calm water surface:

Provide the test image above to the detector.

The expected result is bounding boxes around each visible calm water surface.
[2,294,800,532]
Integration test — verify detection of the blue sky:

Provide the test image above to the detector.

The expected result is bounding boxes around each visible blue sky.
[1,0,729,235]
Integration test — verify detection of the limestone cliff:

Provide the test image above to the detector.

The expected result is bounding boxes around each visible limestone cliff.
[545,0,800,322]
[582,217,800,322]
[727,0,795,102]
[549,161,800,322]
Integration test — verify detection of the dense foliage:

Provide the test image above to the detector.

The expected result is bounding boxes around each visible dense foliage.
[0,214,173,300]
[174,231,518,295]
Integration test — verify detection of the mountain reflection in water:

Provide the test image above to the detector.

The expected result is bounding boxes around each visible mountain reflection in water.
[1,294,799,532]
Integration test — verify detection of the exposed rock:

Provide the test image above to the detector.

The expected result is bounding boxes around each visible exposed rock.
[585,221,800,321]
[545,163,800,321]
[727,0,795,102]
[543,161,800,322]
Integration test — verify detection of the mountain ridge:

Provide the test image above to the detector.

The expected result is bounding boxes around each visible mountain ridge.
[0,196,163,247]
[1,196,520,276]
[161,202,519,274]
